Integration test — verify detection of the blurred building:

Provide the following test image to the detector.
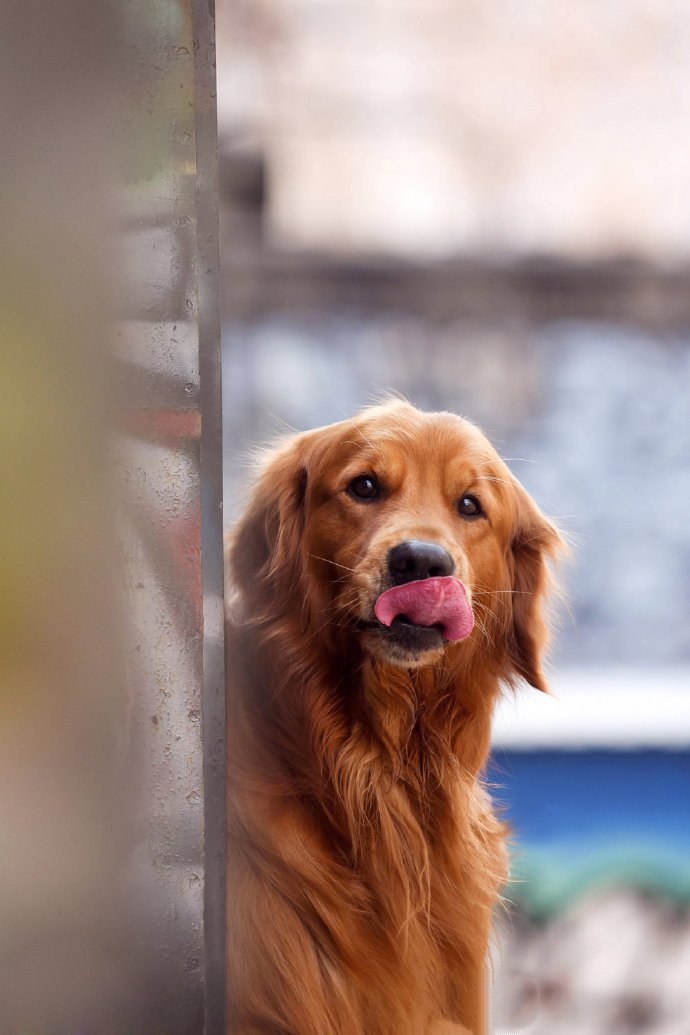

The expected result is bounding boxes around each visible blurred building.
[217,0,690,260]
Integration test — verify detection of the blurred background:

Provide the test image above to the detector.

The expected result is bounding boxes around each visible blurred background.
[216,2,690,1032]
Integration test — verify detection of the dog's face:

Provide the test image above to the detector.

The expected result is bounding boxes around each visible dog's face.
[304,407,514,669]
[232,401,561,690]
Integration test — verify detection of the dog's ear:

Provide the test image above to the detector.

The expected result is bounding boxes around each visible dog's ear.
[229,437,309,608]
[506,483,563,693]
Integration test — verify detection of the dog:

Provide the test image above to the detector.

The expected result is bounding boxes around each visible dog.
[226,400,561,1035]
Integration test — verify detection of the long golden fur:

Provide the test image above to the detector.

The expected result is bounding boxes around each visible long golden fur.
[226,400,561,1035]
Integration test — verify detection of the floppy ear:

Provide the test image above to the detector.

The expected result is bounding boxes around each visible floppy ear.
[229,437,308,611]
[507,485,563,693]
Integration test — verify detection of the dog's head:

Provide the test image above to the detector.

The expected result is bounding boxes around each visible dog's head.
[231,400,562,691]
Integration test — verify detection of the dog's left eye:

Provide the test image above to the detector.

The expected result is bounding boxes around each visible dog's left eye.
[457,494,483,518]
[348,475,380,500]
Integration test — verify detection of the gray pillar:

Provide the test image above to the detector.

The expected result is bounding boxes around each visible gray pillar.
[118,1,225,1031]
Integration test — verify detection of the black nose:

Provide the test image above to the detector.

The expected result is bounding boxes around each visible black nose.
[387,540,455,585]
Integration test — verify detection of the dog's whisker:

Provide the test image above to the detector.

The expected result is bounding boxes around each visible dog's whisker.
[515,532,558,549]
[473,601,499,624]
[309,554,359,574]
[341,416,384,462]
[352,432,382,459]
[474,588,532,597]
[471,608,494,633]
[469,600,497,645]
[339,441,383,470]
[314,571,357,589]
[257,405,299,438]
[322,589,361,611]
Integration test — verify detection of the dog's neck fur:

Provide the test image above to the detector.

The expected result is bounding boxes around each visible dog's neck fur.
[358,655,499,776]
[230,613,505,1032]
[236,616,500,839]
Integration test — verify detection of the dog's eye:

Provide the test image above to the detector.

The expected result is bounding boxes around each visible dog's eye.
[457,494,483,519]
[348,475,380,501]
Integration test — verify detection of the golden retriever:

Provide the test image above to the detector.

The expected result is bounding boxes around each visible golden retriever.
[226,400,561,1035]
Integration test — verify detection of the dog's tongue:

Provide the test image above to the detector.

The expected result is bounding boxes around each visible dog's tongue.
[374,576,474,642]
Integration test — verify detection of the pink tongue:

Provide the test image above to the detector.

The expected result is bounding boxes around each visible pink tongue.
[374,576,474,642]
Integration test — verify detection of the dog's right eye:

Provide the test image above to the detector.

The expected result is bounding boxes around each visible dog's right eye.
[347,475,380,500]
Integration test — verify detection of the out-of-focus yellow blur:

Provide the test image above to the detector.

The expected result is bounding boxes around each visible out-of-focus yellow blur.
[0,2,136,1029]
